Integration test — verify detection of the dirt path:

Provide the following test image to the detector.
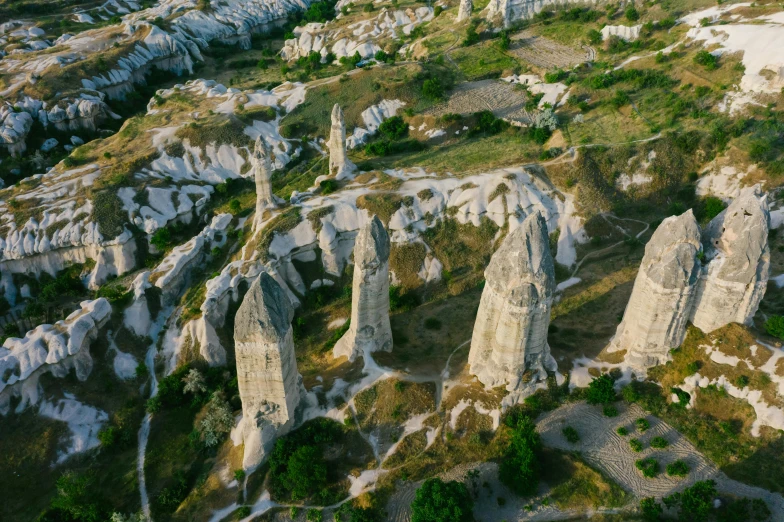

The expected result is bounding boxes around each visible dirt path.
[537,401,784,515]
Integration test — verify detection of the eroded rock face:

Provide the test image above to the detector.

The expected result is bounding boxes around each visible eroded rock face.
[333,216,392,362]
[234,272,302,470]
[691,188,770,333]
[0,299,112,415]
[457,0,473,22]
[608,210,702,369]
[468,212,557,396]
[328,104,356,181]
[252,136,277,230]
[486,0,604,25]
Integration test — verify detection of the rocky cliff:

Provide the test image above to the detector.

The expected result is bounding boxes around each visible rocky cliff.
[607,210,702,369]
[486,0,607,26]
[0,298,111,415]
[328,104,357,181]
[468,212,557,397]
[252,136,277,231]
[690,188,770,333]
[234,272,303,470]
[333,215,393,362]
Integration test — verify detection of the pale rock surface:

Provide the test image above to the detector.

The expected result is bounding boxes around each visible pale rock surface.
[0,299,111,414]
[468,212,557,396]
[234,272,303,470]
[252,136,277,231]
[333,216,392,362]
[601,24,642,42]
[457,0,473,22]
[486,0,602,26]
[328,104,357,180]
[608,211,702,369]
[690,188,770,332]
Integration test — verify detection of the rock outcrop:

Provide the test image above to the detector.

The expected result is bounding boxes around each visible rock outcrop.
[252,136,277,231]
[328,104,356,181]
[0,299,112,415]
[486,0,605,26]
[333,216,393,362]
[457,0,473,22]
[468,212,557,396]
[234,272,303,470]
[690,188,770,333]
[607,210,702,369]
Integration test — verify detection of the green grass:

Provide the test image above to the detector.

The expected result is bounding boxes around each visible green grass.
[541,449,630,510]
[450,41,520,81]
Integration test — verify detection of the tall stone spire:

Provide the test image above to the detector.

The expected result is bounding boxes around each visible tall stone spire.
[607,210,702,369]
[333,216,392,362]
[252,136,276,231]
[468,212,557,396]
[328,104,356,181]
[690,188,770,333]
[234,272,302,470]
[457,0,473,22]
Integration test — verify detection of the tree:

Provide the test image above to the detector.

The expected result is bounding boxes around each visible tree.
[51,471,102,522]
[200,392,234,447]
[678,480,717,522]
[587,29,602,45]
[625,6,639,21]
[410,478,474,522]
[182,368,207,395]
[283,445,328,500]
[378,116,408,141]
[764,315,784,340]
[694,50,718,70]
[422,77,444,100]
[640,497,663,521]
[499,416,541,496]
[586,374,616,405]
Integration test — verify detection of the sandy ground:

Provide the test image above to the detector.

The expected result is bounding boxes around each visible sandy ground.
[424,79,529,123]
[538,401,784,515]
[508,30,589,70]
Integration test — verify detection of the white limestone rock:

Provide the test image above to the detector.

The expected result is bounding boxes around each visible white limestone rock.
[486,0,607,26]
[333,216,392,362]
[468,212,557,396]
[457,0,473,22]
[608,210,702,369]
[0,299,112,415]
[234,272,303,470]
[252,136,277,231]
[328,104,357,181]
[690,188,770,333]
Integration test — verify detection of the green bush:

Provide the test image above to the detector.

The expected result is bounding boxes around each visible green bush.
[235,506,251,519]
[694,50,718,71]
[587,374,616,405]
[307,508,323,522]
[640,497,663,521]
[764,315,784,340]
[625,6,639,21]
[617,426,629,436]
[411,478,474,522]
[499,417,541,496]
[635,458,658,478]
[603,405,619,417]
[379,116,408,141]
[666,459,689,477]
[667,480,716,521]
[587,29,602,45]
[422,77,445,100]
[562,426,580,443]
[630,439,643,452]
[636,418,650,432]
[650,436,668,449]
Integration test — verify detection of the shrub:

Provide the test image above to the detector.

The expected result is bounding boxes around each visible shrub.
[411,478,474,522]
[183,369,207,395]
[764,315,784,339]
[379,116,408,141]
[617,426,629,436]
[307,508,323,522]
[625,6,639,21]
[603,405,619,417]
[640,497,663,521]
[200,392,234,447]
[51,471,102,522]
[671,480,716,520]
[499,417,541,496]
[666,459,689,477]
[635,458,658,478]
[694,50,718,71]
[424,317,442,330]
[150,227,172,250]
[587,29,602,45]
[636,418,650,432]
[650,436,668,449]
[234,469,246,482]
[630,439,643,452]
[422,77,445,100]
[735,375,750,388]
[586,374,616,405]
[562,426,580,443]
[236,506,251,519]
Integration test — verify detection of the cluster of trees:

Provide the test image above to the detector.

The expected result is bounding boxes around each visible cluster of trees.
[640,480,771,521]
[364,116,425,157]
[411,478,474,522]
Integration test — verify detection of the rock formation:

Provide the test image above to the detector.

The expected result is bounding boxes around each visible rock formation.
[333,216,393,362]
[0,298,112,415]
[468,212,557,395]
[328,104,357,181]
[486,0,601,26]
[457,0,473,22]
[252,136,277,231]
[607,210,702,369]
[234,272,302,470]
[690,188,770,333]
